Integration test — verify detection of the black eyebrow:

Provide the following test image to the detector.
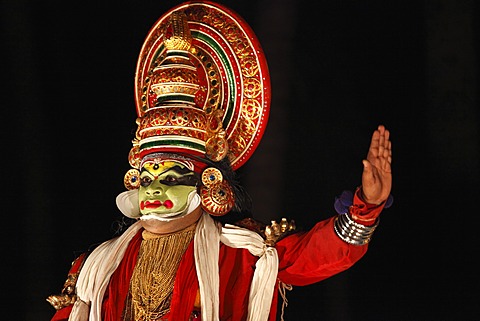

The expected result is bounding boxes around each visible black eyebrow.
[168,165,194,175]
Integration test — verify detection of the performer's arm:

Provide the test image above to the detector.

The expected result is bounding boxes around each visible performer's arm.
[276,189,384,286]
[276,125,392,286]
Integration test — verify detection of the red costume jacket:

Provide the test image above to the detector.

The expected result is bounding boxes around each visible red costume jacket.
[51,190,382,321]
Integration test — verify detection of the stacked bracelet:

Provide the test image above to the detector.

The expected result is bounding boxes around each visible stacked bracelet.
[334,213,379,246]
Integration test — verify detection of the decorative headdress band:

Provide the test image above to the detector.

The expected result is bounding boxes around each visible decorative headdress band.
[140,153,196,172]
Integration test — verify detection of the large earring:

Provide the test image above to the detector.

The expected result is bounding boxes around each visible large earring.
[124,169,141,190]
[200,167,235,216]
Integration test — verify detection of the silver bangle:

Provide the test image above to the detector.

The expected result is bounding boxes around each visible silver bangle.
[334,213,379,246]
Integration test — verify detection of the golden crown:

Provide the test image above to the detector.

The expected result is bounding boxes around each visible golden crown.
[128,2,271,173]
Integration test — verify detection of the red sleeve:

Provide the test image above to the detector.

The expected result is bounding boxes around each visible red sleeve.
[276,217,368,286]
[349,187,385,225]
[276,191,385,286]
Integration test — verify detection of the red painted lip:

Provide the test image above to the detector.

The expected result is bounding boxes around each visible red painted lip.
[140,200,174,210]
[144,200,162,209]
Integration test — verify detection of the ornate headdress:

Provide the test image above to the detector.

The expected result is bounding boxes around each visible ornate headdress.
[122,1,270,216]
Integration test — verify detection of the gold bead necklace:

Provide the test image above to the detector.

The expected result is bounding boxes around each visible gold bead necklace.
[127,223,196,320]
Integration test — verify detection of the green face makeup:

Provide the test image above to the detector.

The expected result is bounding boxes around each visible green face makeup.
[138,160,198,217]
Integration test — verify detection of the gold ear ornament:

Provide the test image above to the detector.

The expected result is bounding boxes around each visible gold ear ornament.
[201,167,223,187]
[124,169,141,190]
[200,167,234,216]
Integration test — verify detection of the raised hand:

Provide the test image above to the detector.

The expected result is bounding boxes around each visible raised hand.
[361,125,392,205]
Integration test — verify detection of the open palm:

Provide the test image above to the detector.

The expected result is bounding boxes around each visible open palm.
[361,125,392,205]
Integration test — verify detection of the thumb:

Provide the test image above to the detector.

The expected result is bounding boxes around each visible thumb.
[362,159,374,181]
[362,159,371,172]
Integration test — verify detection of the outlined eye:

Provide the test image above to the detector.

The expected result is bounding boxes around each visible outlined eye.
[140,176,152,187]
[161,175,178,185]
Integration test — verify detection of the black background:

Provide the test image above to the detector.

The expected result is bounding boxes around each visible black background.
[2,0,478,320]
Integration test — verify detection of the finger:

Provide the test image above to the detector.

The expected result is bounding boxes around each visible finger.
[368,128,381,158]
[380,154,392,172]
[387,140,393,165]
[383,129,390,149]
[379,141,391,169]
[384,128,390,143]
[378,137,385,156]
[383,150,393,172]
[383,137,392,160]
[382,142,390,158]
[378,127,387,156]
[371,129,380,146]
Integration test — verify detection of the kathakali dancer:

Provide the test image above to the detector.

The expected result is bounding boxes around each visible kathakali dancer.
[47,1,393,321]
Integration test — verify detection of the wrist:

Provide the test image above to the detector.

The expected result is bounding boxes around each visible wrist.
[359,187,394,207]
[334,188,393,226]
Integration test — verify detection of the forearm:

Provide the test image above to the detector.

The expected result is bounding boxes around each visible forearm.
[276,188,386,286]
[276,217,368,286]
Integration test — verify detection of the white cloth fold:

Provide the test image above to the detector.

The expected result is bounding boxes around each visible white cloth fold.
[116,189,140,218]
[69,221,143,321]
[194,213,221,321]
[221,224,279,321]
[195,214,279,321]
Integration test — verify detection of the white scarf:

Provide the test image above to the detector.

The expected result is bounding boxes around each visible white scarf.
[69,221,143,321]
[70,212,279,321]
